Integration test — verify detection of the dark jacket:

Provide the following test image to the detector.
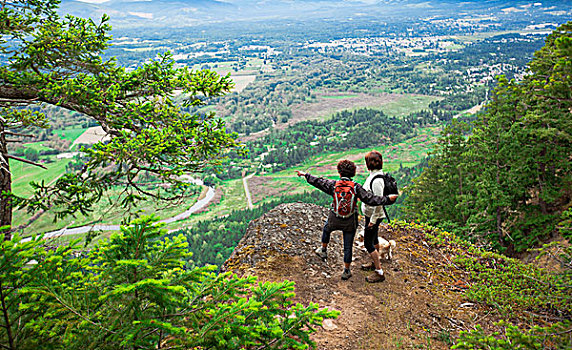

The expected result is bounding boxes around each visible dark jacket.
[304,174,394,231]
[304,173,394,208]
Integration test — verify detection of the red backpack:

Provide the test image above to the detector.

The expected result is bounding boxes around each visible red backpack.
[332,180,357,218]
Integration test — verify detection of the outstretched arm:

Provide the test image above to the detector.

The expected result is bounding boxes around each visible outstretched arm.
[295,171,335,196]
[356,183,398,206]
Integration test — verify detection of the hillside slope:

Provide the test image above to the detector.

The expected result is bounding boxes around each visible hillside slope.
[222,202,510,349]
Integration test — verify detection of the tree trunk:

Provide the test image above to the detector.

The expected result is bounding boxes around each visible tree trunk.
[537,147,548,215]
[0,123,12,241]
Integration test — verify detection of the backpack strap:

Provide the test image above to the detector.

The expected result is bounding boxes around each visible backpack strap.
[369,174,390,223]
[368,174,385,192]
[382,206,391,223]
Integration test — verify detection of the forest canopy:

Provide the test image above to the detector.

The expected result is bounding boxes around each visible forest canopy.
[403,22,572,253]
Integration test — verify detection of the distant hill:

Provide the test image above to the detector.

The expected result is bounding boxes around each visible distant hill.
[58,0,559,28]
[59,0,235,26]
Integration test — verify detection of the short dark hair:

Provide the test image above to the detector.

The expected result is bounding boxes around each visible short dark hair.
[365,151,383,171]
[337,159,356,178]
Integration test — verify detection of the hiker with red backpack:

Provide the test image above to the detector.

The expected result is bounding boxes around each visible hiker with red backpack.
[296,160,398,280]
[360,150,397,283]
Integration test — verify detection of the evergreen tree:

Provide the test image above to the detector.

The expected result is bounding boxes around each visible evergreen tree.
[0,217,338,349]
[0,0,241,240]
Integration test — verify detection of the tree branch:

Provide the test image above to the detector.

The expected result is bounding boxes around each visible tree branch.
[6,155,47,169]
[3,131,35,138]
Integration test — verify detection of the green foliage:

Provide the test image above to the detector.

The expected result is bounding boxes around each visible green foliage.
[23,148,39,162]
[452,320,572,350]
[455,251,571,319]
[557,208,572,240]
[1,217,338,349]
[403,119,473,229]
[0,232,82,349]
[392,221,572,349]
[403,22,572,253]
[404,220,572,320]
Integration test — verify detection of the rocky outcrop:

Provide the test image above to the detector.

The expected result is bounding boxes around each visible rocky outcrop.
[222,202,503,350]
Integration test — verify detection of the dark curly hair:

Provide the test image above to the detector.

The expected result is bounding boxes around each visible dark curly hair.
[365,150,383,171]
[337,159,356,178]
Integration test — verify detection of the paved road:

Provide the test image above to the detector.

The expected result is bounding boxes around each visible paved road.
[22,185,215,242]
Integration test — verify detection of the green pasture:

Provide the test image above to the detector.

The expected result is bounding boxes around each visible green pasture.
[380,95,441,117]
[10,157,71,198]
[53,126,86,142]
[21,142,53,152]
[245,57,264,68]
[12,182,203,238]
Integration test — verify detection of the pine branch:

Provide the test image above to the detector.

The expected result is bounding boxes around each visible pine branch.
[6,155,47,169]
[2,132,34,138]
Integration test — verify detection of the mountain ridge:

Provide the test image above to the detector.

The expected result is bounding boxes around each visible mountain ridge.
[58,0,550,28]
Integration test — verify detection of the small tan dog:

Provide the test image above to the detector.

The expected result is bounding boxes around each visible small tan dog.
[357,230,396,260]
[378,237,396,260]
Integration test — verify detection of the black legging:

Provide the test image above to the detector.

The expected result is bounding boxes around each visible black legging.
[322,219,357,264]
[364,216,383,254]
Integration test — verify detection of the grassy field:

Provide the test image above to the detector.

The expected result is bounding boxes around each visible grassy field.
[379,95,440,117]
[12,182,203,237]
[21,142,53,153]
[10,157,71,198]
[53,126,87,142]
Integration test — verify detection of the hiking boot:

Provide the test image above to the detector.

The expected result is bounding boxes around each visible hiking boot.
[365,271,385,283]
[341,269,352,280]
[315,247,327,260]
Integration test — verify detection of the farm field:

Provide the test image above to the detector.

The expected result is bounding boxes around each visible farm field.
[10,157,71,198]
[294,92,439,123]
[11,182,203,237]
[53,126,86,142]
[238,126,441,207]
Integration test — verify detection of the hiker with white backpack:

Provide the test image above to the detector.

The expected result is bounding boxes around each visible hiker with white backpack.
[296,159,398,280]
[360,150,399,283]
